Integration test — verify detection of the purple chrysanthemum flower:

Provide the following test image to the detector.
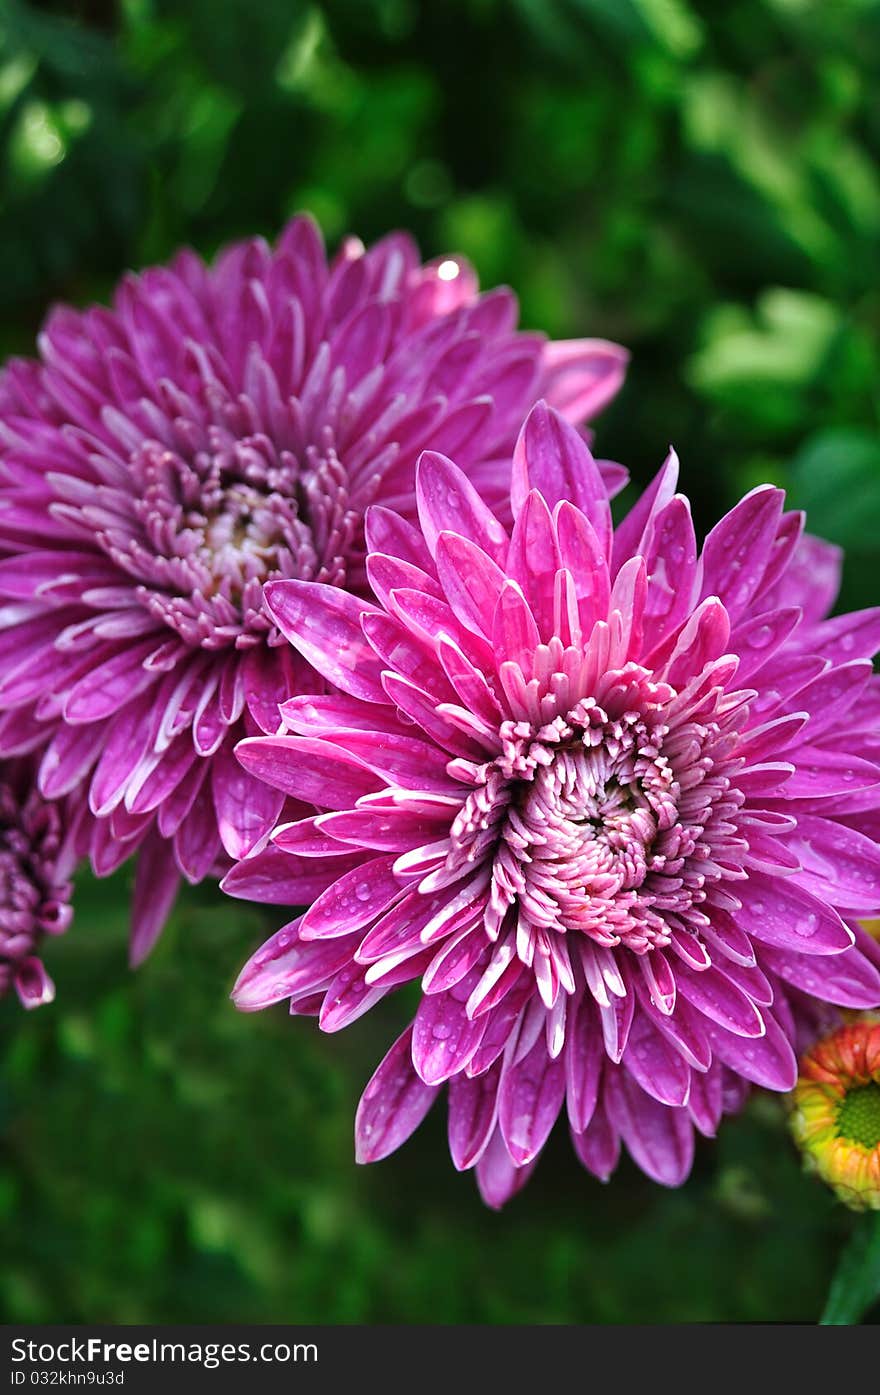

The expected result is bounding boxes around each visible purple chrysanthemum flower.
[0,218,627,962]
[227,402,880,1205]
[0,759,77,1009]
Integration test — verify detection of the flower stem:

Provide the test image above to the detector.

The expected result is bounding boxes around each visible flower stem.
[820,1212,880,1324]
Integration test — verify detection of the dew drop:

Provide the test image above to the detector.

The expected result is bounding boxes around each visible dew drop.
[748,625,773,650]
[795,913,818,938]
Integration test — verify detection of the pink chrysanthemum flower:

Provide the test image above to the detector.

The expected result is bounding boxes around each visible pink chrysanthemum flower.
[0,218,626,962]
[0,760,77,1009]
[227,402,880,1205]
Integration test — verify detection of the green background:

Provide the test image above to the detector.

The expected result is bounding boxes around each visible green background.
[1,0,879,1323]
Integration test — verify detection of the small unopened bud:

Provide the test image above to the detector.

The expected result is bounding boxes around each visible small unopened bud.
[790,1018,880,1212]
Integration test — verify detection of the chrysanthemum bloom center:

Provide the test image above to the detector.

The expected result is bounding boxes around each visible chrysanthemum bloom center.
[837,1082,880,1149]
[444,664,744,981]
[128,420,355,650]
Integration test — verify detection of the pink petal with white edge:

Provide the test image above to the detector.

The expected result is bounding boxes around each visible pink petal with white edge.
[89,692,160,815]
[768,532,841,622]
[554,501,611,635]
[235,734,379,807]
[436,634,501,723]
[570,1096,621,1181]
[506,489,561,640]
[280,692,406,738]
[758,943,880,1008]
[39,722,101,799]
[538,337,629,423]
[362,612,455,702]
[221,845,368,905]
[300,855,404,940]
[511,401,612,551]
[698,485,784,620]
[233,920,358,1011]
[411,980,488,1085]
[703,1013,797,1092]
[435,530,507,641]
[211,746,283,860]
[173,787,221,884]
[622,1014,692,1108]
[611,448,679,576]
[475,1125,537,1209]
[62,639,159,723]
[319,960,388,1032]
[263,579,385,702]
[448,1063,501,1170]
[129,831,182,966]
[355,1025,441,1163]
[498,1032,566,1166]
[15,957,56,1009]
[415,450,508,564]
[321,728,459,793]
[564,995,604,1133]
[785,815,880,912]
[641,494,698,636]
[674,962,765,1038]
[734,872,855,953]
[366,552,443,616]
[606,1069,695,1187]
[364,504,434,573]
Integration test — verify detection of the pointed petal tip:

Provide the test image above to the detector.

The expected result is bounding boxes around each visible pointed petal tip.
[15,958,56,1009]
[261,576,300,620]
[229,970,267,1013]
[539,337,630,423]
[128,929,157,970]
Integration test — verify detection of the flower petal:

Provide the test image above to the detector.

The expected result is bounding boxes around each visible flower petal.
[355,1025,440,1163]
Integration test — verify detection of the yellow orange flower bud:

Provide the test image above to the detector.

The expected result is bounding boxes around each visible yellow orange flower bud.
[790,1018,880,1211]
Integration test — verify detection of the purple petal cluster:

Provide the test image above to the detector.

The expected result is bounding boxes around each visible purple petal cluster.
[0,218,626,962]
[228,402,880,1205]
[0,760,77,1009]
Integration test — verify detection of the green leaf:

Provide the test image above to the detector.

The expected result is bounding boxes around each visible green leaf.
[789,429,880,550]
[820,1213,880,1325]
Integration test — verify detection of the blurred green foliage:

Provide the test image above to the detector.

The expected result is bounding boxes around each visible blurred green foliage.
[0,871,856,1322]
[1,0,879,1323]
